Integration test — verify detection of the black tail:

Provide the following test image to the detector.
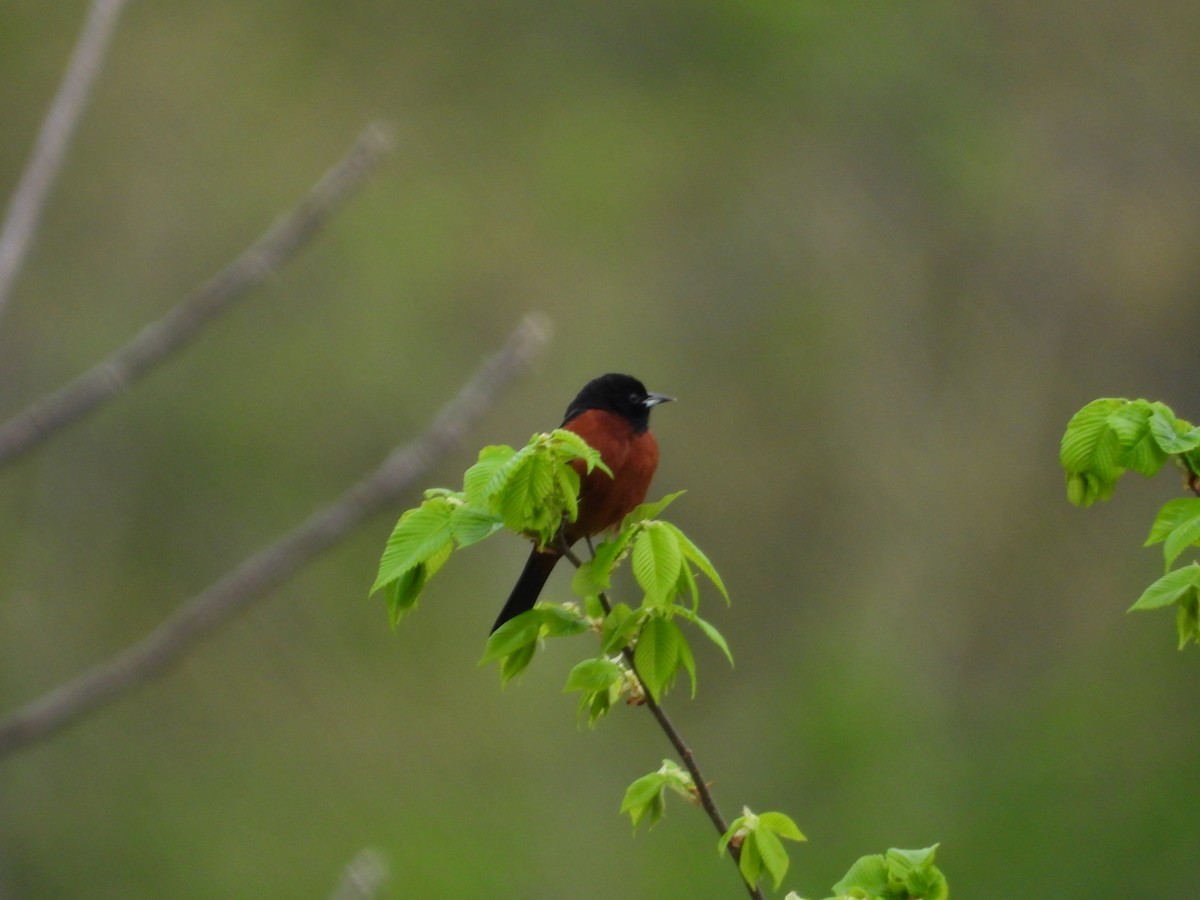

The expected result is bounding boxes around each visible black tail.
[491,549,561,633]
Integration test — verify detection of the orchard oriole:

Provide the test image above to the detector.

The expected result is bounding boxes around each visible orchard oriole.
[491,373,673,633]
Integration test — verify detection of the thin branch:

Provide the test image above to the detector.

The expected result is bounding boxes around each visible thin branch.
[0,122,394,468]
[560,546,764,900]
[0,0,130,322]
[0,313,552,758]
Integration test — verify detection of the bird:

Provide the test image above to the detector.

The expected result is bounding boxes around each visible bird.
[491,373,673,633]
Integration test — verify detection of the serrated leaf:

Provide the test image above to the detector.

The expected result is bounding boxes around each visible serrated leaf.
[622,490,687,527]
[676,627,697,698]
[1145,498,1200,546]
[676,558,700,609]
[718,813,749,858]
[481,611,542,662]
[463,444,515,505]
[738,832,764,887]
[1150,410,1200,454]
[538,604,589,637]
[496,451,556,536]
[633,616,680,702]
[555,462,581,524]
[665,522,730,604]
[549,427,611,475]
[371,499,455,593]
[831,854,890,894]
[886,845,946,900]
[1060,398,1127,473]
[384,563,425,626]
[621,773,667,830]
[1129,564,1200,611]
[1162,506,1200,571]
[1177,596,1200,650]
[632,523,683,607]
[1060,398,1128,506]
[1109,402,1167,476]
[601,604,642,654]
[450,504,503,548]
[564,657,624,694]
[696,615,735,667]
[758,811,806,843]
[499,640,538,683]
[583,531,636,595]
[753,826,790,890]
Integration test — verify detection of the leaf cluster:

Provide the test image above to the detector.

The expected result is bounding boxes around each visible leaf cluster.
[370,429,607,625]
[483,490,733,717]
[718,807,807,891]
[1061,398,1200,647]
[787,845,947,900]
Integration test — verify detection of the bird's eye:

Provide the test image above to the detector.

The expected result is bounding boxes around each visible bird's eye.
[630,392,642,405]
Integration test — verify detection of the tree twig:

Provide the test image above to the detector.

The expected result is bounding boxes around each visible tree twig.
[0,313,552,758]
[560,545,764,900]
[0,0,130,322]
[0,122,394,468]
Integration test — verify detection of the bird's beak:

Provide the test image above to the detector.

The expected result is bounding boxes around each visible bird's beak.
[645,392,674,408]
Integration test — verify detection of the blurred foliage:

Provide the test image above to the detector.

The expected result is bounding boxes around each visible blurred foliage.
[2,0,1200,896]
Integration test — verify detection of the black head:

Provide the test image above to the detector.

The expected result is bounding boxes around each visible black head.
[562,373,673,433]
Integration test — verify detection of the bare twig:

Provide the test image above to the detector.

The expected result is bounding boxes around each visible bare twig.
[0,122,394,467]
[560,546,764,900]
[0,0,130,322]
[0,313,552,758]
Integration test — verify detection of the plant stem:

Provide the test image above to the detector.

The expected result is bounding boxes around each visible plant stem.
[560,545,764,900]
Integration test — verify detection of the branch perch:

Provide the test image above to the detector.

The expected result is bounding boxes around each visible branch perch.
[560,545,764,900]
[0,0,130,322]
[0,122,394,467]
[0,313,551,758]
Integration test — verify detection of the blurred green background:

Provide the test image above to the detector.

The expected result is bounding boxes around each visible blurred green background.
[2,1,1200,896]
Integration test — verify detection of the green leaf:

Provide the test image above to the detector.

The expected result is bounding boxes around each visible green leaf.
[1129,564,1200,611]
[1059,398,1128,506]
[718,812,749,858]
[632,522,683,607]
[620,773,667,830]
[499,639,538,683]
[1177,595,1200,649]
[1162,505,1200,571]
[676,627,697,698]
[449,504,503,548]
[581,531,636,595]
[885,845,947,900]
[633,616,681,702]
[555,461,581,524]
[753,827,790,890]
[672,606,735,667]
[1150,410,1200,454]
[1145,498,1200,546]
[463,444,515,505]
[758,811,806,843]
[496,449,557,537]
[371,498,455,594]
[537,604,590,637]
[384,563,425,626]
[738,832,764,887]
[1108,402,1167,477]
[549,427,611,476]
[601,604,642,654]
[666,522,730,604]
[831,854,890,895]
[481,611,543,662]
[622,490,687,527]
[564,658,624,694]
